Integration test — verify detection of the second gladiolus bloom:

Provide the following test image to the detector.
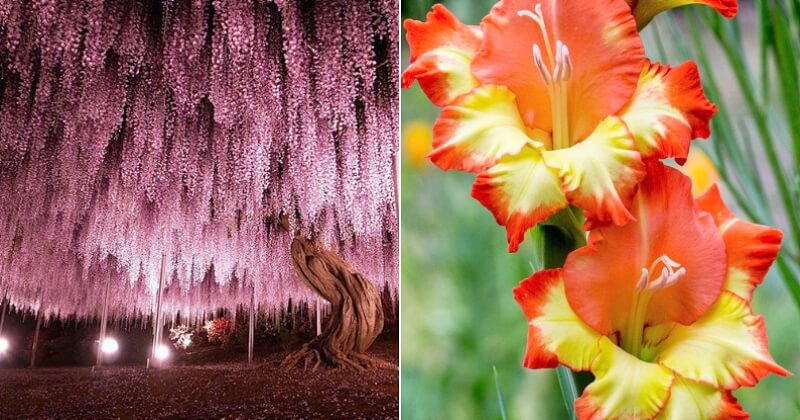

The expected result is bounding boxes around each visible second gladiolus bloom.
[514,163,788,419]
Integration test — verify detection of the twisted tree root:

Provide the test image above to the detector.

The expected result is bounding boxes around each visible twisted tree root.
[280,235,393,371]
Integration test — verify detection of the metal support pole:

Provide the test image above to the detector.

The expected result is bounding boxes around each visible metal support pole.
[96,275,112,368]
[0,289,7,336]
[248,281,254,365]
[315,298,321,336]
[150,254,166,368]
[30,309,42,368]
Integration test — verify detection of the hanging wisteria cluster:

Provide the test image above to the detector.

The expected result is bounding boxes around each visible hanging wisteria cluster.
[0,0,398,318]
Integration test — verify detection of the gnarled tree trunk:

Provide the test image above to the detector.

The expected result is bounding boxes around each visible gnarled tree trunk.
[281,235,391,371]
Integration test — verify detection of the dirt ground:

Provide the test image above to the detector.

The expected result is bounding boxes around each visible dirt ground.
[0,340,398,419]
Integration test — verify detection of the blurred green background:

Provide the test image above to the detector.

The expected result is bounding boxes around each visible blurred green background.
[400,1,800,419]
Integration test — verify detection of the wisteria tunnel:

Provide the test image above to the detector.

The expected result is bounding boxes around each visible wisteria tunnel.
[0,0,398,416]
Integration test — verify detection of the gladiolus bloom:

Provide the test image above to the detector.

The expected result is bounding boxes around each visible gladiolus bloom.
[624,0,738,30]
[514,162,788,419]
[403,1,717,252]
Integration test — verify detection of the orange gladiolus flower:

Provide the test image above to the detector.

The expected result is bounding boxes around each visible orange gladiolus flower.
[514,162,788,419]
[403,1,717,252]
[624,0,738,30]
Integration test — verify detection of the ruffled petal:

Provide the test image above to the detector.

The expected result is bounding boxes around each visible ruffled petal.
[403,4,483,106]
[575,337,674,420]
[472,0,645,142]
[542,116,645,226]
[564,161,726,335]
[513,269,601,371]
[620,61,717,164]
[654,291,789,390]
[626,0,738,30]
[472,147,567,252]
[656,377,748,420]
[696,185,783,302]
[430,85,538,173]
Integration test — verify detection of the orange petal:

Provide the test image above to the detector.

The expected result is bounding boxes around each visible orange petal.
[472,147,568,253]
[620,61,717,164]
[653,291,790,390]
[542,116,645,226]
[472,0,645,142]
[564,161,726,335]
[696,185,783,302]
[403,5,483,106]
[513,269,601,371]
[627,0,738,29]
[430,85,537,173]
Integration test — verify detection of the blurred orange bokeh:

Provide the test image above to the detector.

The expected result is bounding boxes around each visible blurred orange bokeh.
[682,147,719,196]
[403,121,432,168]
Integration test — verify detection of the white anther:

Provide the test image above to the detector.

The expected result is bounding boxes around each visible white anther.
[532,44,552,84]
[662,255,682,269]
[553,41,564,81]
[551,41,573,82]
[561,44,572,81]
[518,4,545,22]
[664,267,686,288]
[517,9,537,21]
[639,254,687,290]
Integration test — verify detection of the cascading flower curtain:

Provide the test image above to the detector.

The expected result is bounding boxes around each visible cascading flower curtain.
[0,0,398,318]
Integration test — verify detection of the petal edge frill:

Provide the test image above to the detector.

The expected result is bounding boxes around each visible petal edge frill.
[513,269,600,371]
[627,0,738,30]
[575,337,674,420]
[656,377,748,420]
[430,85,536,173]
[696,185,783,302]
[403,4,483,106]
[654,291,789,390]
[472,147,568,253]
[543,117,645,228]
[620,61,717,164]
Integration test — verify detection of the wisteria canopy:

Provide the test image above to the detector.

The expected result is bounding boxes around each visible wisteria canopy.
[0,0,398,318]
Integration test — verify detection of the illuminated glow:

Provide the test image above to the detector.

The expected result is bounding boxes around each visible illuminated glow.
[0,0,398,320]
[155,344,171,361]
[0,337,9,353]
[169,325,194,350]
[100,338,119,354]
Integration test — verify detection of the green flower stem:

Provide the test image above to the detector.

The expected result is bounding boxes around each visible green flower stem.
[532,207,588,420]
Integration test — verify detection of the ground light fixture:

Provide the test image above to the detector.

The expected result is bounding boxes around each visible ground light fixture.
[0,337,9,353]
[154,344,170,361]
[100,338,119,354]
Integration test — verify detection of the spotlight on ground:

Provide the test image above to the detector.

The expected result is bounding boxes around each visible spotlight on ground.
[155,344,170,361]
[0,337,9,353]
[100,338,119,354]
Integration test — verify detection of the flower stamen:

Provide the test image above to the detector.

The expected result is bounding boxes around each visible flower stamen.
[623,254,686,357]
[518,5,572,150]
